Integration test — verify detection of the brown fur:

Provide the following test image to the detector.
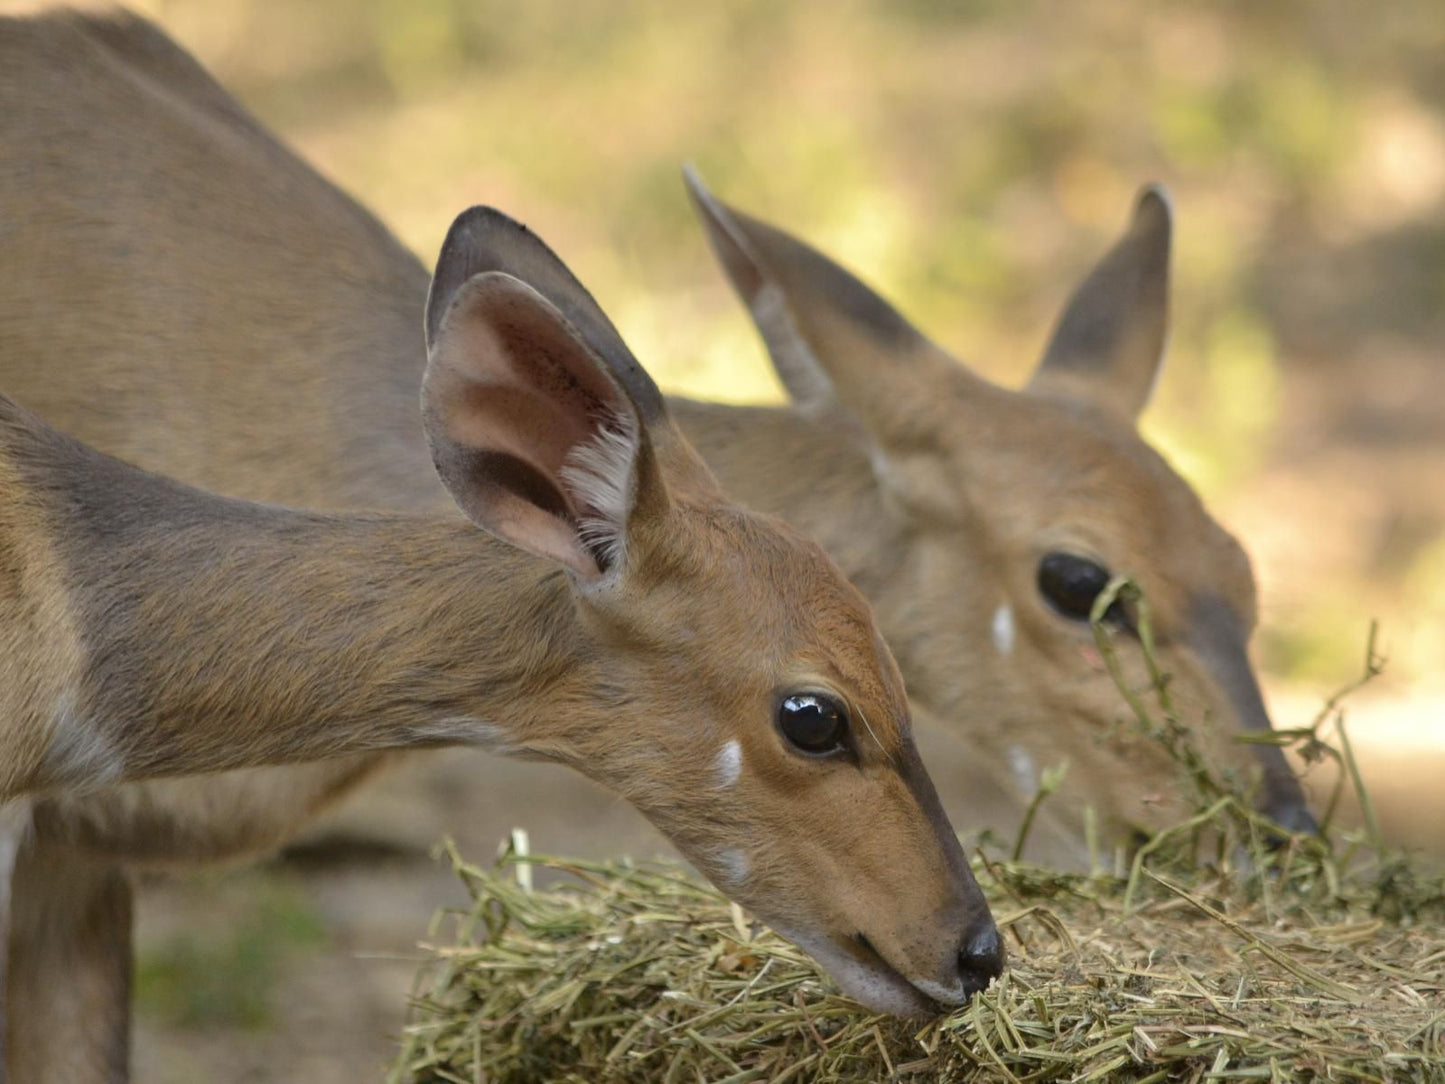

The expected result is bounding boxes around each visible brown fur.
[0,17,1004,1069]
[0,8,1318,1078]
[0,14,1307,854]
[5,841,131,1084]
[677,177,1312,845]
[0,344,994,1064]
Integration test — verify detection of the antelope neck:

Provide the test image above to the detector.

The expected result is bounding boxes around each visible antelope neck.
[8,405,599,791]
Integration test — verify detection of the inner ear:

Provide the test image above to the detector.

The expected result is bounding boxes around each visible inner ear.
[434,302,619,482]
[423,273,643,580]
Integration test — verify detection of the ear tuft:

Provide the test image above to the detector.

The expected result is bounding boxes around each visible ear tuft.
[560,408,640,575]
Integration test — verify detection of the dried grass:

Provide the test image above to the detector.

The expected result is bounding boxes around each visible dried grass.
[391,589,1445,1083]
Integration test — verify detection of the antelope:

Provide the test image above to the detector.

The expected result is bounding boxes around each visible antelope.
[676,172,1317,848]
[0,200,1004,1079]
[0,7,1308,1077]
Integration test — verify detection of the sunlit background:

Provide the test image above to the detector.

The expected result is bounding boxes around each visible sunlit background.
[5,1,1442,1079]
[115,0,1444,704]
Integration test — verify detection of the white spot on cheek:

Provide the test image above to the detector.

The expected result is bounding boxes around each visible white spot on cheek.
[1007,745,1038,795]
[714,848,750,887]
[713,740,743,789]
[991,604,1015,657]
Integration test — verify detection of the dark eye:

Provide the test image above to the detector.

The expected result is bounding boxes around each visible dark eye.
[1037,552,1129,626]
[778,694,849,755]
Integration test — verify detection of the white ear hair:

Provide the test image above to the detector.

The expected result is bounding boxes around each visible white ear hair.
[560,408,640,574]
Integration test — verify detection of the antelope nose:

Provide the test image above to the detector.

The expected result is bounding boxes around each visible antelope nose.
[956,923,1005,997]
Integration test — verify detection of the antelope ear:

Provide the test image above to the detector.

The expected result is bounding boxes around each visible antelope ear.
[1028,186,1172,421]
[425,206,667,425]
[681,168,959,449]
[684,166,834,409]
[422,209,669,583]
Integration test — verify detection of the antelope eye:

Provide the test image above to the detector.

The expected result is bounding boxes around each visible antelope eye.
[1037,551,1128,625]
[778,694,848,755]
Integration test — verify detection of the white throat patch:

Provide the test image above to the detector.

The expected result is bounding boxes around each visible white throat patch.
[714,847,751,887]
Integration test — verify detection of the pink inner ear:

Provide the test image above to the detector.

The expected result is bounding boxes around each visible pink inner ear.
[438,280,628,472]
[423,272,638,580]
[487,489,604,579]
[440,382,590,507]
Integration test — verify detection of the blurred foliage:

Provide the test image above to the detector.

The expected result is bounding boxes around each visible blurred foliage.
[93,0,1445,694]
[136,875,328,1029]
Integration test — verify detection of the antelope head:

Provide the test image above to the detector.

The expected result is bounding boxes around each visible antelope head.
[683,174,1315,849]
[422,208,1002,1013]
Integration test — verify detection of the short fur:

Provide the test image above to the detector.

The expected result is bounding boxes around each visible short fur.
[0,9,1327,1078]
[0,16,1003,1074]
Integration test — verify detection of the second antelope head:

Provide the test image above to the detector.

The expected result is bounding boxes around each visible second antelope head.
[682,175,1314,852]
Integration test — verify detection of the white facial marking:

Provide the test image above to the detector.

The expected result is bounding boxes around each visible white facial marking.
[715,847,751,887]
[1007,744,1038,795]
[713,740,743,789]
[991,604,1015,657]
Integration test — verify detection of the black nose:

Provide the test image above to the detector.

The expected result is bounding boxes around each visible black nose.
[957,923,1005,997]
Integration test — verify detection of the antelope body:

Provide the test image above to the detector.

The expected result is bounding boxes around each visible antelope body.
[0,9,1310,1080]
[0,175,1001,1084]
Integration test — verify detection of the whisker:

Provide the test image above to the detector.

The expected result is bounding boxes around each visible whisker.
[855,703,887,759]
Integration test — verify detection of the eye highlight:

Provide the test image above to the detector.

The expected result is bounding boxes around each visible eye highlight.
[777,694,849,756]
[1037,552,1130,627]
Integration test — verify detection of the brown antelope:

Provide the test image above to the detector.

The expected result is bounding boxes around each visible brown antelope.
[675,171,1317,848]
[0,199,1003,1078]
[0,7,1307,1078]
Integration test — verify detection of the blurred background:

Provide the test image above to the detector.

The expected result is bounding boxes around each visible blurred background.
[5,0,1442,1080]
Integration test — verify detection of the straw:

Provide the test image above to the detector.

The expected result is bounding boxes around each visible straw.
[392,587,1444,1083]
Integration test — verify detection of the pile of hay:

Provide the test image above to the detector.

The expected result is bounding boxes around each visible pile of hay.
[391,598,1445,1083]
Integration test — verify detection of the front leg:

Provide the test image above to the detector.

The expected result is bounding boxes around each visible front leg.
[6,834,132,1084]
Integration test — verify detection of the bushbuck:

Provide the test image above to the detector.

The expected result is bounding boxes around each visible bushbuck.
[0,201,1002,1079]
[0,8,1309,1080]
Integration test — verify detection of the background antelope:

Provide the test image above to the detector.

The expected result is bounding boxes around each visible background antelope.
[0,198,1003,1079]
